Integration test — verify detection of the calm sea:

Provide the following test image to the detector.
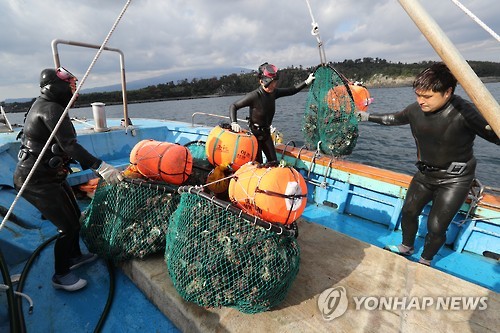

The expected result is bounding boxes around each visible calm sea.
[8,83,500,188]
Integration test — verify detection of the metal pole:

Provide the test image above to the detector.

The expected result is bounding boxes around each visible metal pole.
[51,39,129,126]
[398,0,500,138]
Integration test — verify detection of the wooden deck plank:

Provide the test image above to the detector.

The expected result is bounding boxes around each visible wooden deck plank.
[121,219,499,332]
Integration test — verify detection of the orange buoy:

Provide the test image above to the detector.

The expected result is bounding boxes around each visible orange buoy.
[206,164,231,194]
[129,139,149,166]
[326,83,373,113]
[205,125,258,171]
[228,162,307,225]
[326,85,354,113]
[122,164,145,179]
[129,139,193,185]
[349,83,373,111]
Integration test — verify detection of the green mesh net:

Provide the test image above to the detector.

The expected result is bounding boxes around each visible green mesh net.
[183,141,212,186]
[302,64,359,156]
[81,179,180,262]
[165,187,300,314]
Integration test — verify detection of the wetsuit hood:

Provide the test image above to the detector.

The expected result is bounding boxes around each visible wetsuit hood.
[258,63,279,87]
[39,68,74,107]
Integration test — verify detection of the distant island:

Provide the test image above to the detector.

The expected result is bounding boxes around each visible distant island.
[2,58,499,113]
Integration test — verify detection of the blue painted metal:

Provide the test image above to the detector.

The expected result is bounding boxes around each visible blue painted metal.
[278,146,499,292]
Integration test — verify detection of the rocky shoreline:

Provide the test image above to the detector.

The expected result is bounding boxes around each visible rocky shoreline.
[364,74,500,88]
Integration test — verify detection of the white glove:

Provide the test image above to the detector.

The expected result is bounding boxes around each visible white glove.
[97,161,123,184]
[305,73,315,86]
[355,111,370,122]
[231,122,241,132]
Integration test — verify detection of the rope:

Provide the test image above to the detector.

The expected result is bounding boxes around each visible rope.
[304,0,327,65]
[70,117,95,128]
[0,0,133,232]
[199,162,264,190]
[450,0,500,42]
[203,173,236,188]
[176,186,297,237]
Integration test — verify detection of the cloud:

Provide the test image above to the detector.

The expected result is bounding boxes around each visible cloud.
[1,0,498,99]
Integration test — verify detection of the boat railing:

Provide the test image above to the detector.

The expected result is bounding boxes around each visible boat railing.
[484,185,500,195]
[471,178,500,210]
[191,112,246,127]
[50,39,130,127]
[0,106,13,132]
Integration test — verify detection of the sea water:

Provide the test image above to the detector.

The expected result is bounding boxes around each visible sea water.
[7,83,500,188]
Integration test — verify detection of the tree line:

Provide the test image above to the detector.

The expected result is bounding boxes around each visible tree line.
[3,58,500,113]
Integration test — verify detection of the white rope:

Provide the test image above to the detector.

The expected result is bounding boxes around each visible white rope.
[70,117,94,128]
[304,0,327,65]
[450,0,500,43]
[1,0,133,232]
[203,173,236,188]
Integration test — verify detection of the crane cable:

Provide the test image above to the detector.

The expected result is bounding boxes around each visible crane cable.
[304,0,327,65]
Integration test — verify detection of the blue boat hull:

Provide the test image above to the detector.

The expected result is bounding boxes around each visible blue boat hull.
[1,117,498,332]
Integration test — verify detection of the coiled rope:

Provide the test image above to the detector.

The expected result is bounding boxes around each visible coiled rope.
[0,0,133,232]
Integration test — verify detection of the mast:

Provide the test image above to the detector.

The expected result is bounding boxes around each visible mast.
[398,0,500,138]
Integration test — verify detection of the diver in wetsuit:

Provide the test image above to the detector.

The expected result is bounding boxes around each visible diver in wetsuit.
[357,62,499,266]
[229,63,315,163]
[13,67,123,291]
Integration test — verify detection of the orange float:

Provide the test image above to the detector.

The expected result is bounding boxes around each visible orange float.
[349,83,373,111]
[326,85,354,113]
[326,83,373,112]
[122,164,145,179]
[206,164,231,194]
[129,139,192,185]
[205,125,258,171]
[228,162,307,225]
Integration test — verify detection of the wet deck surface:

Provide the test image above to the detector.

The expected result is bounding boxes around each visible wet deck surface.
[122,219,499,333]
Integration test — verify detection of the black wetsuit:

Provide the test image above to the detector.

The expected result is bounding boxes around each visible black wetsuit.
[13,81,101,276]
[229,82,307,163]
[368,95,499,260]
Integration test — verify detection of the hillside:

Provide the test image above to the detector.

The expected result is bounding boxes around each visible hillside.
[2,59,499,113]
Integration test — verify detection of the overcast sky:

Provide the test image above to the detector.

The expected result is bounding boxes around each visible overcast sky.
[1,0,498,100]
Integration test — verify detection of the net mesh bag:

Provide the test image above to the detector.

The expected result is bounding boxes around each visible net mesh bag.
[81,179,180,262]
[183,140,212,186]
[302,64,359,156]
[165,187,300,314]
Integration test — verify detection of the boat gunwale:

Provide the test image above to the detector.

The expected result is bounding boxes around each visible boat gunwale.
[275,143,500,213]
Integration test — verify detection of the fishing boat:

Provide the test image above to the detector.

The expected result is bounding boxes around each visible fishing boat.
[1,0,499,332]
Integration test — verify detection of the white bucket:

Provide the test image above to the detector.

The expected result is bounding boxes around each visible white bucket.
[91,102,109,132]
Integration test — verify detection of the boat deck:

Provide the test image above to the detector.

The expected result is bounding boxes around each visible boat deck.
[122,219,499,333]
[302,205,499,291]
[0,189,179,333]
[2,119,498,332]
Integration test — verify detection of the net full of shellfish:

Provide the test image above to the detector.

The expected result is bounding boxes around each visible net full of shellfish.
[81,178,180,262]
[165,186,300,314]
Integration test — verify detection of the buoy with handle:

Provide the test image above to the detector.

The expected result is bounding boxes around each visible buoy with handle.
[205,125,258,171]
[228,162,307,225]
[130,139,192,185]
